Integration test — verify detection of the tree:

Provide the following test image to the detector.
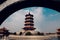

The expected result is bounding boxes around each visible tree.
[14,32,16,35]
[19,32,22,35]
[37,32,44,35]
[37,32,41,35]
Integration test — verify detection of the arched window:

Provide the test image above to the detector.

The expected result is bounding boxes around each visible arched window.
[25,32,32,35]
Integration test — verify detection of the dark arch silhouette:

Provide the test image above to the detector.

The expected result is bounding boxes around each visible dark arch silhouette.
[0,0,60,25]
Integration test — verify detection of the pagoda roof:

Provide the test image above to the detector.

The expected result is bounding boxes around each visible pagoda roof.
[0,27,8,32]
[23,27,36,30]
[25,12,33,17]
[57,28,60,31]
[0,27,7,30]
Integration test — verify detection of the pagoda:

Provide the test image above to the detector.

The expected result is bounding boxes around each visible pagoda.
[19,12,43,35]
[23,12,36,31]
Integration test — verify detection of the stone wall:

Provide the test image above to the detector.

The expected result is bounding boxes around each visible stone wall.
[3,35,58,40]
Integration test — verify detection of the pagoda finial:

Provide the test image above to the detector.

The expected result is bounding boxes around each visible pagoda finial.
[29,12,30,15]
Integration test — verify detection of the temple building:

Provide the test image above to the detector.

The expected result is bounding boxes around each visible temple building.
[56,28,60,40]
[0,27,9,38]
[57,28,60,35]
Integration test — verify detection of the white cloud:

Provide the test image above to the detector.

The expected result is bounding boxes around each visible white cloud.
[33,7,44,31]
[1,9,26,32]
[50,13,60,16]
[0,7,60,33]
[0,7,44,32]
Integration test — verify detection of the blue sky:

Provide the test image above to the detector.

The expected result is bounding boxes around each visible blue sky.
[0,7,60,33]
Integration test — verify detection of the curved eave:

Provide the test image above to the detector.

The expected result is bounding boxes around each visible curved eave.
[23,27,36,30]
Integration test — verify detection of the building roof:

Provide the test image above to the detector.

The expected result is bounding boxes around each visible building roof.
[0,27,8,32]
[57,28,60,31]
[25,12,33,17]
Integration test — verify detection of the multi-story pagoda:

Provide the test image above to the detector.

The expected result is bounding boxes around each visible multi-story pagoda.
[23,12,36,31]
[19,12,43,35]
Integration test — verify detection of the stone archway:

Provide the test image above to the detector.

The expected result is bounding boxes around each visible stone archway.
[0,0,60,25]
